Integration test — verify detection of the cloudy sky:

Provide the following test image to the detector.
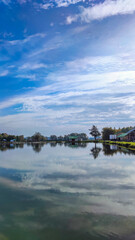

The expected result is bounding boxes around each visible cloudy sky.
[0,0,135,136]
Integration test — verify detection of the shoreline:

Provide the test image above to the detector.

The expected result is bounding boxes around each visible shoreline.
[102,140,135,151]
[1,140,135,151]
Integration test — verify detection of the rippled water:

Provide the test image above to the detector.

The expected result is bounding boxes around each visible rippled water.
[0,142,135,240]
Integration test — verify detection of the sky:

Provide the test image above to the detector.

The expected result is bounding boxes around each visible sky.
[0,0,135,136]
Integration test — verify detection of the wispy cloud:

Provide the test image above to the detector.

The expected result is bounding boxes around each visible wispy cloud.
[67,0,135,24]
[55,0,85,7]
[39,3,54,10]
[2,33,46,46]
[0,5,135,135]
[16,74,36,81]
[0,0,29,4]
[38,0,86,10]
[0,70,9,76]
[1,63,135,135]
[0,0,10,5]
[19,63,48,70]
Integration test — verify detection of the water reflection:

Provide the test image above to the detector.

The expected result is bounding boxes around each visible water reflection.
[0,142,135,156]
[103,143,135,156]
[0,143,135,239]
[90,143,102,159]
[0,142,88,153]
[0,143,24,151]
[31,142,46,153]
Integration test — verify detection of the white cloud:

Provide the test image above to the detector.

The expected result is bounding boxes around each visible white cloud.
[67,0,135,24]
[16,74,36,81]
[5,33,46,46]
[1,51,135,134]
[0,70,9,76]
[0,67,135,135]
[19,63,47,70]
[40,3,54,9]
[39,0,85,10]
[55,0,85,7]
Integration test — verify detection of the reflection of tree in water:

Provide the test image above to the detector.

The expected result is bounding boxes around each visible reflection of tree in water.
[90,143,101,159]
[15,143,24,148]
[64,142,88,148]
[57,142,63,146]
[0,143,16,151]
[102,143,135,156]
[102,143,117,156]
[32,143,45,153]
[49,142,88,148]
[1,142,135,158]
[50,142,57,147]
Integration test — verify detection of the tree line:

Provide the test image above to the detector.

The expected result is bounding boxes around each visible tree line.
[0,132,88,142]
[0,125,134,142]
[90,125,135,140]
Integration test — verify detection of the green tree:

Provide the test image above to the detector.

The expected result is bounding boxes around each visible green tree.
[32,132,43,142]
[50,135,57,141]
[89,125,101,140]
[102,127,115,140]
[16,135,24,142]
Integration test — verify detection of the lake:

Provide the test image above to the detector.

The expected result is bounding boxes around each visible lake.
[0,142,135,240]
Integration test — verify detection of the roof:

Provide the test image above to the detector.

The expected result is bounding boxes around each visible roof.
[126,128,135,135]
[118,128,135,138]
[118,133,127,138]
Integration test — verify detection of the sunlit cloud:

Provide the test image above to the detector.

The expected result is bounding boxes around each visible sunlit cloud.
[55,0,85,7]
[39,0,86,10]
[67,0,135,24]
[0,0,135,134]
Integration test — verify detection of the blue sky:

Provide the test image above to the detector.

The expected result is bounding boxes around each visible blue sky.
[0,0,135,136]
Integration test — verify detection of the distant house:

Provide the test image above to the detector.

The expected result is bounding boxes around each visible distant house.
[117,128,135,142]
[10,139,16,142]
[68,136,79,143]
[109,135,117,140]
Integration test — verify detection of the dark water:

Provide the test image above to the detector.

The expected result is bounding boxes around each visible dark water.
[0,142,135,240]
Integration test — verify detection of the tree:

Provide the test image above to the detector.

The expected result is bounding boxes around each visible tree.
[89,125,101,140]
[58,136,64,141]
[50,135,57,141]
[32,132,43,142]
[102,127,115,140]
[16,135,24,142]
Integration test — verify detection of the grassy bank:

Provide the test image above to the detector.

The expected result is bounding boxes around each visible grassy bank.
[103,140,135,151]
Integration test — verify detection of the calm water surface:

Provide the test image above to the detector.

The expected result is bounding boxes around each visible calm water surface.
[0,142,135,240]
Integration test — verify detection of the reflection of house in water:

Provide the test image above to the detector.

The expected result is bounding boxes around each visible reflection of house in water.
[110,145,118,150]
[9,144,15,148]
[103,144,118,156]
[67,142,87,148]
[10,139,16,143]
[103,143,135,156]
[117,128,135,141]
